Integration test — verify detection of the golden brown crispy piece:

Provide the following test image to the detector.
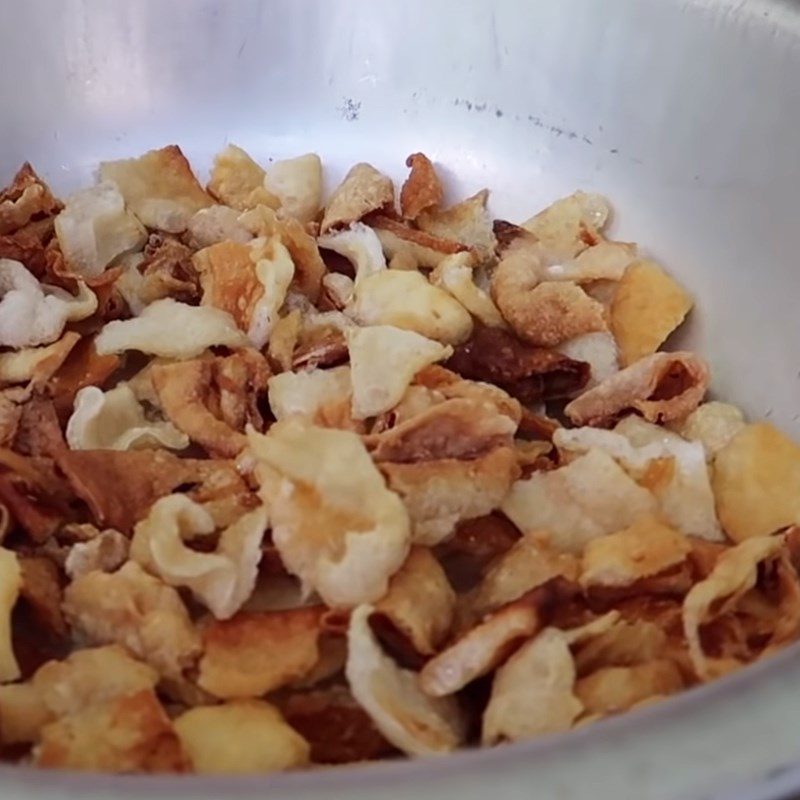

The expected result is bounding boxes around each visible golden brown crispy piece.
[35,689,189,773]
[0,163,61,236]
[417,189,496,263]
[320,163,394,233]
[136,233,200,305]
[151,349,269,458]
[368,213,471,268]
[565,351,710,427]
[400,153,443,221]
[198,607,325,698]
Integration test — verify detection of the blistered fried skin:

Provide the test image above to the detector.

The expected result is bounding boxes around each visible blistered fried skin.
[321,163,394,234]
[400,153,443,221]
[446,324,590,403]
[0,163,62,237]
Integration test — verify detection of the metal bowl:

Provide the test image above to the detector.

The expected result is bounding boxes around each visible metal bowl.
[2,1,799,798]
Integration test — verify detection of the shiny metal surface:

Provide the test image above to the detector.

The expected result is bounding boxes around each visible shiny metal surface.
[2,1,800,797]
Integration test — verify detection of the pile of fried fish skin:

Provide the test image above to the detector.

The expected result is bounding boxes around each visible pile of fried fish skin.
[0,145,796,774]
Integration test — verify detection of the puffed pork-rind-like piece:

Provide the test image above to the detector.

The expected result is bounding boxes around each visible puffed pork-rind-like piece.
[610,259,693,366]
[400,153,443,221]
[564,351,710,427]
[130,494,267,620]
[381,446,520,546]
[575,660,684,715]
[430,253,508,329]
[417,189,497,263]
[100,145,213,233]
[264,153,323,224]
[151,350,270,457]
[347,325,452,420]
[369,547,456,660]
[670,401,746,461]
[267,365,352,422]
[555,419,723,541]
[197,607,324,698]
[482,627,582,744]
[521,191,611,262]
[419,587,556,697]
[466,538,579,619]
[62,561,202,678]
[580,514,692,589]
[345,605,466,756]
[352,269,474,346]
[502,449,657,554]
[369,214,471,269]
[185,205,253,249]
[0,259,97,348]
[491,254,607,348]
[32,645,158,720]
[174,700,310,774]
[0,546,21,682]
[207,144,280,211]
[0,163,61,236]
[320,163,394,233]
[539,241,636,284]
[557,331,620,388]
[66,383,188,451]
[54,181,146,278]
[35,689,189,773]
[712,423,800,542]
[247,420,411,607]
[64,529,130,580]
[682,536,790,679]
[94,297,248,358]
[193,237,295,349]
[317,222,386,287]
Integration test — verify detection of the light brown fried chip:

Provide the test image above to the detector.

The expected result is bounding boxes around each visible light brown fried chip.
[491,253,607,348]
[565,351,710,428]
[348,325,452,420]
[0,682,51,745]
[541,241,636,284]
[573,619,670,675]
[207,145,280,211]
[152,351,269,457]
[95,298,248,359]
[367,396,517,463]
[0,163,61,236]
[32,645,158,720]
[369,547,455,662]
[197,607,324,698]
[174,700,309,774]
[400,153,443,221]
[267,364,352,427]
[56,448,239,532]
[317,222,386,289]
[267,309,302,372]
[352,269,474,346]
[482,627,582,744]
[502,449,658,554]
[132,233,201,308]
[580,515,692,589]
[320,163,394,234]
[682,536,787,679]
[712,423,800,541]
[247,420,410,607]
[0,331,80,390]
[131,495,267,620]
[264,153,323,224]
[280,684,395,764]
[521,191,610,262]
[611,260,693,366]
[420,586,557,697]
[345,605,465,756]
[575,660,684,715]
[381,446,520,546]
[369,214,471,269]
[670,401,746,461]
[467,537,579,620]
[100,145,213,232]
[35,689,188,772]
[0,547,21,682]
[417,189,496,263]
[66,383,189,451]
[62,561,202,678]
